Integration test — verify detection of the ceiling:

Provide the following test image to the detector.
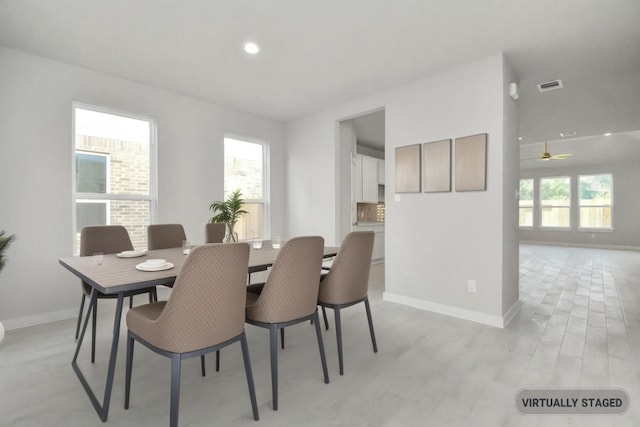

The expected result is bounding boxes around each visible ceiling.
[1,0,639,161]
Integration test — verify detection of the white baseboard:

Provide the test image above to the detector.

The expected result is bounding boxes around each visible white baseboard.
[502,299,522,328]
[2,308,78,331]
[382,292,521,329]
[520,240,640,251]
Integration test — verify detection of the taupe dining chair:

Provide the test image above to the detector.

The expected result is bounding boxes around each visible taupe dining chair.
[245,235,329,410]
[147,224,187,250]
[124,243,259,427]
[318,231,377,375]
[76,225,157,363]
[205,222,226,243]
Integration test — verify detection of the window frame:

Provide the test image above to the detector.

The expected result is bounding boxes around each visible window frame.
[578,173,613,231]
[223,135,270,240]
[72,103,158,254]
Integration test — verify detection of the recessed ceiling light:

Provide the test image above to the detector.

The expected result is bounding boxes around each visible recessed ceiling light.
[518,137,524,141]
[604,132,612,136]
[244,42,260,54]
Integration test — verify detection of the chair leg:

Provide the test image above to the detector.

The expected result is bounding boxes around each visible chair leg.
[170,354,181,427]
[269,326,279,410]
[280,328,285,349]
[216,350,220,372]
[364,297,378,353]
[75,294,86,340]
[334,307,344,375]
[124,333,135,409]
[91,298,97,363]
[313,311,330,384]
[201,355,206,377]
[240,333,259,421]
[148,289,155,303]
[322,306,329,330]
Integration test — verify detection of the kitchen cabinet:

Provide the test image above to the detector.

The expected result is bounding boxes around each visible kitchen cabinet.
[377,159,385,185]
[354,154,382,203]
[373,231,384,260]
[361,155,379,203]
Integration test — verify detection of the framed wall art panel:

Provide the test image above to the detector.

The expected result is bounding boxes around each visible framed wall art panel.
[422,139,451,192]
[455,133,487,191]
[395,144,421,193]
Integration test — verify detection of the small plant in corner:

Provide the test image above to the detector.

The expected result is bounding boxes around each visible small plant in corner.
[0,231,15,274]
[209,190,248,243]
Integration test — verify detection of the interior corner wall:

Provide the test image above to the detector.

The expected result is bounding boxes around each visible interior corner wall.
[285,53,519,326]
[501,59,520,317]
[0,47,284,328]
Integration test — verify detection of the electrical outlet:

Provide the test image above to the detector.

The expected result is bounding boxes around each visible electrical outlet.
[467,280,477,293]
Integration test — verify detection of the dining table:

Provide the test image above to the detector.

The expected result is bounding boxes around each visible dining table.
[59,243,339,422]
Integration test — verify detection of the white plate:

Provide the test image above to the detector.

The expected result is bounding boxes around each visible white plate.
[117,250,146,258]
[136,261,174,272]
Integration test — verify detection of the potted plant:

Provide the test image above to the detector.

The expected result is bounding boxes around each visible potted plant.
[0,231,15,343]
[0,231,15,274]
[209,189,248,243]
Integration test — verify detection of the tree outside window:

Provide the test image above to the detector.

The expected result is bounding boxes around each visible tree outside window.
[579,174,612,229]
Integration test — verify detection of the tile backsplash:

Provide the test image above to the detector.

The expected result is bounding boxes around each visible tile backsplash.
[357,203,385,222]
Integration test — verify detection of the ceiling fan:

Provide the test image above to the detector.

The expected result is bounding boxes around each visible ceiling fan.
[522,141,573,161]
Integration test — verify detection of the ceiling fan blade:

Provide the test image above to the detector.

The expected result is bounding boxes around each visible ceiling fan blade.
[520,157,542,161]
[550,153,572,159]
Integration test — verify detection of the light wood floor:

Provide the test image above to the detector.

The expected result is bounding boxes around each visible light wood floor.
[2,244,640,426]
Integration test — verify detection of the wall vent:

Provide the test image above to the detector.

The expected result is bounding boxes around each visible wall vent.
[537,79,563,92]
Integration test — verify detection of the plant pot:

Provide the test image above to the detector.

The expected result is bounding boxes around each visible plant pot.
[223,224,238,243]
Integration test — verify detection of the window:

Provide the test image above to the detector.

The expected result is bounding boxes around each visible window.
[519,178,534,227]
[73,105,156,252]
[224,137,268,240]
[579,174,612,229]
[540,176,571,228]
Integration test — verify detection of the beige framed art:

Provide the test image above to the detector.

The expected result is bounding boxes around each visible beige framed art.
[422,139,451,192]
[395,144,421,193]
[455,133,487,191]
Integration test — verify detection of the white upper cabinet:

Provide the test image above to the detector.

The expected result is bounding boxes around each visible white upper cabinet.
[377,159,385,185]
[361,155,379,203]
[354,154,384,203]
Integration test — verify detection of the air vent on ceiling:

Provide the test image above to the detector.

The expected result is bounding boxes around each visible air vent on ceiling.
[537,79,564,92]
[559,131,576,138]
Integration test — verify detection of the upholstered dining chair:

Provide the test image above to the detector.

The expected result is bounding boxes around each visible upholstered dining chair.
[317,231,377,375]
[205,222,226,243]
[124,243,259,427]
[76,225,157,363]
[245,235,329,411]
[147,223,187,250]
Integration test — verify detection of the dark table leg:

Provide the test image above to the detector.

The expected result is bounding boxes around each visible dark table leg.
[72,288,125,422]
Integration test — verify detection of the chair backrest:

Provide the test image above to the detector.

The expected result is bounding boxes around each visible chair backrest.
[147,224,187,250]
[80,225,134,256]
[153,243,250,353]
[318,231,374,305]
[248,236,324,323]
[205,222,226,243]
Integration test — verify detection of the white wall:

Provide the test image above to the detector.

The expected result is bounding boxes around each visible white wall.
[519,161,640,248]
[285,54,520,327]
[0,47,284,328]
